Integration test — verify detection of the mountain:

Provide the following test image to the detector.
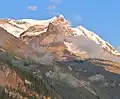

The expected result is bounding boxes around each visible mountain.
[0,15,120,60]
[0,15,120,99]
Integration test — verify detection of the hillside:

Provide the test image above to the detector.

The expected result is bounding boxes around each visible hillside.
[0,50,120,99]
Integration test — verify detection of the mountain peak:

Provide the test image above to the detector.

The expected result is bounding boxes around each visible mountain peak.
[0,16,120,59]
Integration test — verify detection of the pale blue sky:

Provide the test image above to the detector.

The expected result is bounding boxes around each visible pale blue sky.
[0,0,120,48]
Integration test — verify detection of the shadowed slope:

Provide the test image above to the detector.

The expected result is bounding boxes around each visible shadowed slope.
[0,27,29,59]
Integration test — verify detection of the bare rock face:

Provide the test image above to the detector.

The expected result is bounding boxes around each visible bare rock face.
[19,16,89,61]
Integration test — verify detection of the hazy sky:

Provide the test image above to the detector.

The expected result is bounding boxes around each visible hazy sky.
[0,0,120,48]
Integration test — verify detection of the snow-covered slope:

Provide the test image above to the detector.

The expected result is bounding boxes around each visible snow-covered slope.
[0,15,119,58]
[72,26,120,56]
[0,16,57,37]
